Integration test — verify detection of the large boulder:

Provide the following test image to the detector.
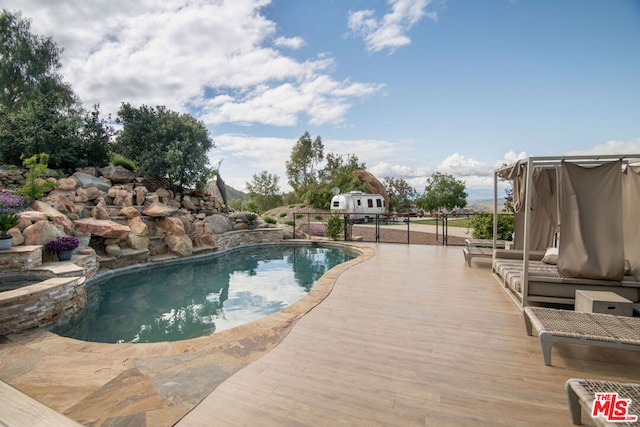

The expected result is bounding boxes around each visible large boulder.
[18,211,48,228]
[23,221,65,245]
[142,201,177,217]
[204,214,233,234]
[57,177,79,191]
[74,218,130,240]
[354,169,389,210]
[157,217,185,236]
[73,172,111,191]
[119,207,141,219]
[99,166,136,183]
[190,220,217,247]
[128,217,148,236]
[45,191,77,216]
[166,234,193,257]
[31,201,74,234]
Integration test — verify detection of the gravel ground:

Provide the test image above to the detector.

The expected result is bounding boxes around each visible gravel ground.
[351,225,467,246]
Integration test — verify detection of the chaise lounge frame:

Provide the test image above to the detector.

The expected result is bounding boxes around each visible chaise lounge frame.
[523,307,640,366]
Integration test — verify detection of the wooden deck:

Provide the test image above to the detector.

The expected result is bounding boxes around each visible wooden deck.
[178,243,640,426]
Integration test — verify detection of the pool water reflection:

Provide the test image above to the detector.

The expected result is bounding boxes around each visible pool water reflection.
[54,244,356,343]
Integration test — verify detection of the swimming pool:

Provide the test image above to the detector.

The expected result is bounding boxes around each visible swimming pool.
[54,244,357,343]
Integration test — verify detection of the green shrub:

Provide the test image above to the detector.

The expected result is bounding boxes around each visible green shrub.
[314,215,323,221]
[295,213,303,219]
[325,215,343,241]
[470,213,514,241]
[111,154,137,172]
[284,220,294,226]
[16,153,57,201]
[279,212,287,218]
[263,216,277,224]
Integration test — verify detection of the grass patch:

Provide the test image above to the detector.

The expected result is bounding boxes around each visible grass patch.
[413,218,473,228]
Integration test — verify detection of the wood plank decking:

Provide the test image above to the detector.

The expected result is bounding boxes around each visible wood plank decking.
[2,243,640,426]
[177,243,640,426]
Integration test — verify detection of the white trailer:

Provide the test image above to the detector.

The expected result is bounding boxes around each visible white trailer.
[330,191,386,222]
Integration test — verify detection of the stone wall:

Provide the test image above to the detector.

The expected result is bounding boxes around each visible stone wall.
[215,228,284,251]
[0,167,29,189]
[0,246,43,271]
[0,277,86,335]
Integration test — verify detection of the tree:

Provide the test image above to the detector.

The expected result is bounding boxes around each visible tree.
[285,131,323,200]
[245,170,283,213]
[383,177,417,212]
[416,172,467,212]
[114,103,215,191]
[0,10,110,169]
[0,10,74,112]
[78,105,112,168]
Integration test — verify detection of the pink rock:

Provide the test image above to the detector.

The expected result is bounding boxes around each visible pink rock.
[31,201,74,234]
[23,221,65,245]
[57,177,79,191]
[158,217,185,236]
[119,207,140,219]
[74,218,130,239]
[142,202,177,217]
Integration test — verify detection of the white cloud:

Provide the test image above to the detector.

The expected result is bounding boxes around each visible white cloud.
[497,150,529,167]
[348,0,437,54]
[5,0,382,125]
[274,36,305,49]
[438,153,492,177]
[567,138,640,156]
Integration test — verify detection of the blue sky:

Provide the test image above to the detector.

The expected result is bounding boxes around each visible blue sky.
[5,0,640,198]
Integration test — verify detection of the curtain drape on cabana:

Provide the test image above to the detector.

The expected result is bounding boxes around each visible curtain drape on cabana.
[623,165,640,280]
[506,163,557,251]
[557,161,625,281]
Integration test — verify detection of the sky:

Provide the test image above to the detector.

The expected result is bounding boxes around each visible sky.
[4,0,640,199]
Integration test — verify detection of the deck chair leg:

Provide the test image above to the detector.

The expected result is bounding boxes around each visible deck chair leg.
[539,333,553,366]
[523,311,533,336]
[565,383,582,425]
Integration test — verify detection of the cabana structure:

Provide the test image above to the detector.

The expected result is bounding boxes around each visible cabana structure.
[492,154,640,307]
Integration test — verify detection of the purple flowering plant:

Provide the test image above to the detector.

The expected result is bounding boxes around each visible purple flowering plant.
[0,191,27,237]
[44,236,80,254]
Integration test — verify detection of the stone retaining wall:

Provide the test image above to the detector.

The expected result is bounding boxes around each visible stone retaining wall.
[215,228,284,251]
[0,246,43,271]
[0,277,86,336]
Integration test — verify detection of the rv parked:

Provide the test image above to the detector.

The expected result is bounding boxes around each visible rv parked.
[330,191,386,223]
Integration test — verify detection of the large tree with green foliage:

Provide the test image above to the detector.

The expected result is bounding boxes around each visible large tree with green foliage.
[0,9,74,111]
[0,10,110,169]
[416,172,467,212]
[285,131,324,200]
[245,170,283,213]
[383,177,417,212]
[114,103,214,191]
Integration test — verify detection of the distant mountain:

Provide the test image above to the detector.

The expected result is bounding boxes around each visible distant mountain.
[226,185,249,201]
[206,180,248,202]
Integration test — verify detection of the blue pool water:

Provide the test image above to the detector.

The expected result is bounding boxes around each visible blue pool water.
[54,244,357,343]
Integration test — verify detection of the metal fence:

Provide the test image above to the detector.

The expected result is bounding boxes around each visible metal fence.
[289,212,456,245]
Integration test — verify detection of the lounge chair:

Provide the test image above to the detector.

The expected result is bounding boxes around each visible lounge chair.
[523,307,640,366]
